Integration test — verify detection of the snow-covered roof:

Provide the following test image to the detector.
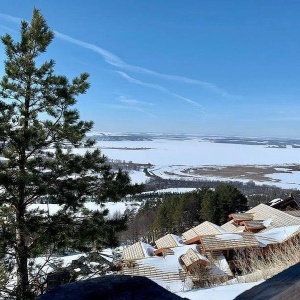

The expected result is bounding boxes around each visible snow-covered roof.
[269,198,282,206]
[255,225,300,247]
[216,233,243,240]
[241,219,271,232]
[268,196,300,208]
[122,244,232,293]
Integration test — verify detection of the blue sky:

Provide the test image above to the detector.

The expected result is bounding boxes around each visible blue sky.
[0,1,300,138]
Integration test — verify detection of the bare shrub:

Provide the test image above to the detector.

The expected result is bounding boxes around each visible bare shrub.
[234,239,300,283]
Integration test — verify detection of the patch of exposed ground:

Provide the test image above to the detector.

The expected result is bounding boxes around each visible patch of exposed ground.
[179,165,300,182]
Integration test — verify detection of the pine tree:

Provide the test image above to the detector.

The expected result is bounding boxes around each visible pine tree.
[200,189,220,224]
[200,185,248,225]
[0,9,141,299]
[215,184,248,224]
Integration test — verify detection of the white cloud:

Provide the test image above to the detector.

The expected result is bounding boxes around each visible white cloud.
[116,71,168,93]
[0,13,22,24]
[109,103,157,119]
[118,96,153,107]
[0,12,231,97]
[54,32,232,97]
[0,11,233,111]
[114,95,156,118]
[116,71,205,111]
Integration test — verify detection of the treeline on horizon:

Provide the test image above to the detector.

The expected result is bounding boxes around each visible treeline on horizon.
[130,177,293,207]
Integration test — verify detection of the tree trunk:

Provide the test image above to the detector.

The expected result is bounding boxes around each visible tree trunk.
[14,65,32,300]
[15,209,30,300]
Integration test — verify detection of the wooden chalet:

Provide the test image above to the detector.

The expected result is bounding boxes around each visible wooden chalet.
[241,220,266,232]
[222,204,300,233]
[122,242,154,261]
[199,232,262,275]
[268,194,300,211]
[120,203,300,292]
[154,234,183,255]
[154,247,175,256]
[180,248,210,272]
[229,213,254,226]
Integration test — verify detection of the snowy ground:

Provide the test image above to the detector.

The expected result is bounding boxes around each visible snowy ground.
[128,170,150,184]
[80,138,300,189]
[142,187,197,194]
[49,137,300,189]
[176,280,263,300]
[32,136,299,297]
[32,249,264,300]
[93,139,300,166]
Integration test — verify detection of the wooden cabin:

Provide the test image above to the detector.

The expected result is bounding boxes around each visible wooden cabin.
[222,204,300,233]
[180,248,210,272]
[228,213,254,226]
[241,220,266,233]
[268,194,300,211]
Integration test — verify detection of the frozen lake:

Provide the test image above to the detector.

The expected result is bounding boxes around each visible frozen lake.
[94,139,300,166]
[72,137,300,189]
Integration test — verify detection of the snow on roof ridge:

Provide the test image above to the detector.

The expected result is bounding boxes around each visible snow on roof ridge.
[170,234,184,246]
[249,203,300,222]
[262,218,272,227]
[255,225,300,247]
[209,222,229,233]
[140,241,155,257]
[216,233,243,240]
[269,198,282,204]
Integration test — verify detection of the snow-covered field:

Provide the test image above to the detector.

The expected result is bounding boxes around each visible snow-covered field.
[94,139,300,166]
[176,280,263,300]
[72,137,300,189]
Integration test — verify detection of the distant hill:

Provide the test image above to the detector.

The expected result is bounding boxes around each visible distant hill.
[87,132,300,147]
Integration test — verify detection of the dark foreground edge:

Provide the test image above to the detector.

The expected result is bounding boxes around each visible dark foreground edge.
[38,275,186,300]
[235,262,300,300]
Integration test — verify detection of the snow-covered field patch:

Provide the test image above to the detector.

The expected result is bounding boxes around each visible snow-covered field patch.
[176,280,263,300]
